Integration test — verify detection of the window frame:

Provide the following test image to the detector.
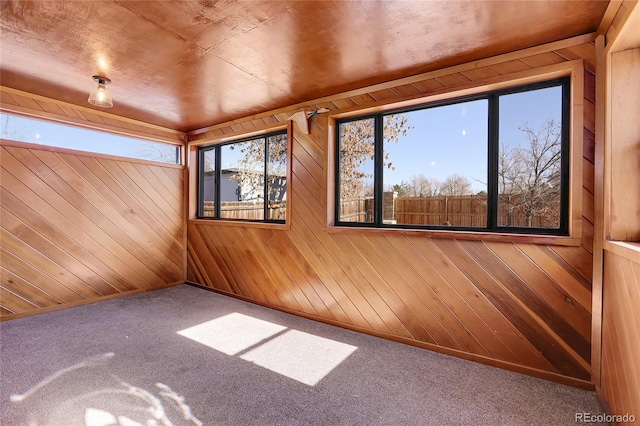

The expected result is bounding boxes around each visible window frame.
[197,129,288,224]
[0,111,182,165]
[334,77,571,236]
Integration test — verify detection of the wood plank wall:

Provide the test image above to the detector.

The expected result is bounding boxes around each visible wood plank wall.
[597,2,640,420]
[187,37,597,386]
[600,246,640,420]
[0,140,185,319]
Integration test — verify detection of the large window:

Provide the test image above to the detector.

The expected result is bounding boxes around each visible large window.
[198,131,288,223]
[336,78,570,235]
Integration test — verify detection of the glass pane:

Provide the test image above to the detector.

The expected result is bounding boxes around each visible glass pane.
[220,139,265,220]
[338,118,375,223]
[267,134,287,221]
[498,86,563,228]
[383,100,488,227]
[201,149,216,217]
[1,112,180,164]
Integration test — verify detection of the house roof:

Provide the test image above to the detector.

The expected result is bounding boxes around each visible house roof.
[0,1,610,132]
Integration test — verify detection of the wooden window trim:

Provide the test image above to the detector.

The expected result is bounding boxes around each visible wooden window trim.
[604,241,640,264]
[0,139,184,169]
[324,225,582,246]
[188,218,289,230]
[188,123,292,229]
[327,62,585,246]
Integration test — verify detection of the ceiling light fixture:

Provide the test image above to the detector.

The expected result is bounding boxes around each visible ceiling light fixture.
[88,75,113,108]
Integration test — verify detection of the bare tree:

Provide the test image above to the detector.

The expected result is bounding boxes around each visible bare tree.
[407,174,442,197]
[234,134,288,203]
[134,142,180,164]
[1,113,34,141]
[339,115,411,198]
[440,174,472,196]
[499,119,561,227]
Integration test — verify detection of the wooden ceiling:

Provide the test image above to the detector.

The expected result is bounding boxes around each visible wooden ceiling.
[0,1,609,132]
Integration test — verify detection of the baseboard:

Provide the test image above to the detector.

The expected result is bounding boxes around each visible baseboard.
[186,281,595,391]
[0,281,185,322]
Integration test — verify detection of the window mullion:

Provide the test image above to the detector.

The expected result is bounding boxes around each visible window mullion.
[487,95,499,230]
[215,146,222,218]
[374,115,384,225]
[197,149,205,218]
[335,129,342,224]
[264,138,269,221]
[559,81,571,234]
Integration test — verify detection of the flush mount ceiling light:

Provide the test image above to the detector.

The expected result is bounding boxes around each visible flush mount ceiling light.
[88,75,113,108]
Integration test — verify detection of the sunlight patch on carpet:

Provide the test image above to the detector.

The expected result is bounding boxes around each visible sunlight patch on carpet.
[177,313,358,386]
[177,313,286,355]
[240,329,358,386]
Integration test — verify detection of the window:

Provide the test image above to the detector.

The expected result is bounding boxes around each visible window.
[0,112,180,164]
[335,78,570,235]
[198,131,288,223]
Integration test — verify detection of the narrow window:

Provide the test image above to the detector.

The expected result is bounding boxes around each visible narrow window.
[199,148,217,217]
[266,133,288,221]
[497,85,567,230]
[0,112,180,164]
[337,117,375,223]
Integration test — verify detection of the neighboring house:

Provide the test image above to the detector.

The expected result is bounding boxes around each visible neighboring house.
[203,168,287,203]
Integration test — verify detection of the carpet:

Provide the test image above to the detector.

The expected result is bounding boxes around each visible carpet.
[0,285,605,425]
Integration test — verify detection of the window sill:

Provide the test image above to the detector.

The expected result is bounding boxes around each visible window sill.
[325,226,582,246]
[604,240,640,263]
[189,218,290,231]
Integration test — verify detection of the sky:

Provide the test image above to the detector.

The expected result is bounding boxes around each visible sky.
[380,85,563,193]
[383,98,488,193]
[0,113,179,164]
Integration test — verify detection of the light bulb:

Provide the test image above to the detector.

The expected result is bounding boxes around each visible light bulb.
[97,84,106,101]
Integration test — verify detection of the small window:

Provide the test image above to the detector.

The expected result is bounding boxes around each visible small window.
[0,112,180,164]
[198,131,288,223]
[335,78,570,235]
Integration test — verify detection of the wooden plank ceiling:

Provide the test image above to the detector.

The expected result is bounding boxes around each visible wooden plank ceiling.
[0,0,609,131]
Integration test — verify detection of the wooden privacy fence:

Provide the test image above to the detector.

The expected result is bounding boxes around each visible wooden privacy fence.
[204,196,556,226]
[202,201,286,221]
[339,197,375,222]
[341,194,559,228]
[396,195,486,227]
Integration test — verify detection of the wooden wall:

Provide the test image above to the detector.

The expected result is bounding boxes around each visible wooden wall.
[187,36,597,386]
[596,1,640,420]
[601,246,640,420]
[0,140,185,319]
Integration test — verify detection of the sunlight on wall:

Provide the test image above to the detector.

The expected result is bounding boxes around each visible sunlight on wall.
[177,313,358,386]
